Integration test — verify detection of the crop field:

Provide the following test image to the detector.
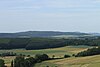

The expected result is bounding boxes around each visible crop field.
[0,46,97,67]
[35,55,100,67]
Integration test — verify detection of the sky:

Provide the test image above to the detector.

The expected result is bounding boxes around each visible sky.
[0,0,100,33]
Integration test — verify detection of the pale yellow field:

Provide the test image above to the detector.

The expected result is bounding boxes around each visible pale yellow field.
[35,55,100,67]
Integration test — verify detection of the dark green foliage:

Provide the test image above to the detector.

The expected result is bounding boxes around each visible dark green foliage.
[75,47,100,57]
[11,60,14,67]
[0,52,16,57]
[26,38,66,50]
[27,55,30,57]
[0,52,30,57]
[25,57,36,67]
[13,54,49,67]
[0,38,66,50]
[35,54,49,62]
[0,37,100,50]
[14,56,25,67]
[0,38,29,49]
[0,59,5,67]
[64,54,71,58]
[52,55,55,59]
[72,54,75,56]
[9,38,30,49]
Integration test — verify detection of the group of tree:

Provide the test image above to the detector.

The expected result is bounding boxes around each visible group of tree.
[0,52,16,57]
[11,54,49,67]
[0,37,100,50]
[11,53,71,67]
[0,59,6,67]
[75,47,100,57]
[0,52,30,58]
[0,38,66,50]
[64,54,71,58]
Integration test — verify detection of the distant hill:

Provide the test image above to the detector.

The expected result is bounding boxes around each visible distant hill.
[89,33,100,36]
[0,31,89,38]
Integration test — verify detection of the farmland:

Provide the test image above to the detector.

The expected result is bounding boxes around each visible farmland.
[0,46,96,67]
[35,55,100,67]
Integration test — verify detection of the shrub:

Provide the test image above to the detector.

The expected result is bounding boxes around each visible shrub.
[64,54,71,58]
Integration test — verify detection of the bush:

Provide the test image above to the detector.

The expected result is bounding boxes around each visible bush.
[64,55,71,58]
[35,54,49,62]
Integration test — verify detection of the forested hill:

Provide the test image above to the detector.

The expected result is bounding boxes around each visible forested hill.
[0,37,100,50]
[0,31,88,38]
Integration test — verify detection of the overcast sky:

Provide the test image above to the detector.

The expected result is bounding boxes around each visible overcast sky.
[0,0,100,33]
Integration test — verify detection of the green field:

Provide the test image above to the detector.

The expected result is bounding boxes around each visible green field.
[0,46,99,67]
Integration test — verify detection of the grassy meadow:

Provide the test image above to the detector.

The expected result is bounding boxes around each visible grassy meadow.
[0,46,99,67]
[34,55,100,67]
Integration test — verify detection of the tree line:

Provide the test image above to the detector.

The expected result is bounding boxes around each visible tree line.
[75,47,100,57]
[0,37,100,50]
[0,52,31,58]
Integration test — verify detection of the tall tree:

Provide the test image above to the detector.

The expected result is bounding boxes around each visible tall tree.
[11,60,13,67]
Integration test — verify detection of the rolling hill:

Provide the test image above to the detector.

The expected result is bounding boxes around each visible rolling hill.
[0,31,89,38]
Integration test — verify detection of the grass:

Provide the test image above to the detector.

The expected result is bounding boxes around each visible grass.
[35,55,100,67]
[0,46,95,67]
[0,46,88,57]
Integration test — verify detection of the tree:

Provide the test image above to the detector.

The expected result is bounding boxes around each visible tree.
[64,55,71,58]
[35,54,49,62]
[52,55,55,59]
[13,56,37,67]
[11,60,14,67]
[0,59,5,67]
[14,56,25,67]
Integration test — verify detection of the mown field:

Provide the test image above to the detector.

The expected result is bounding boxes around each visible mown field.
[35,55,100,67]
[0,46,99,67]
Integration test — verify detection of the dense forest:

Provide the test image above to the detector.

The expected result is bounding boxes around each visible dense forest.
[0,38,66,50]
[0,37,100,50]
